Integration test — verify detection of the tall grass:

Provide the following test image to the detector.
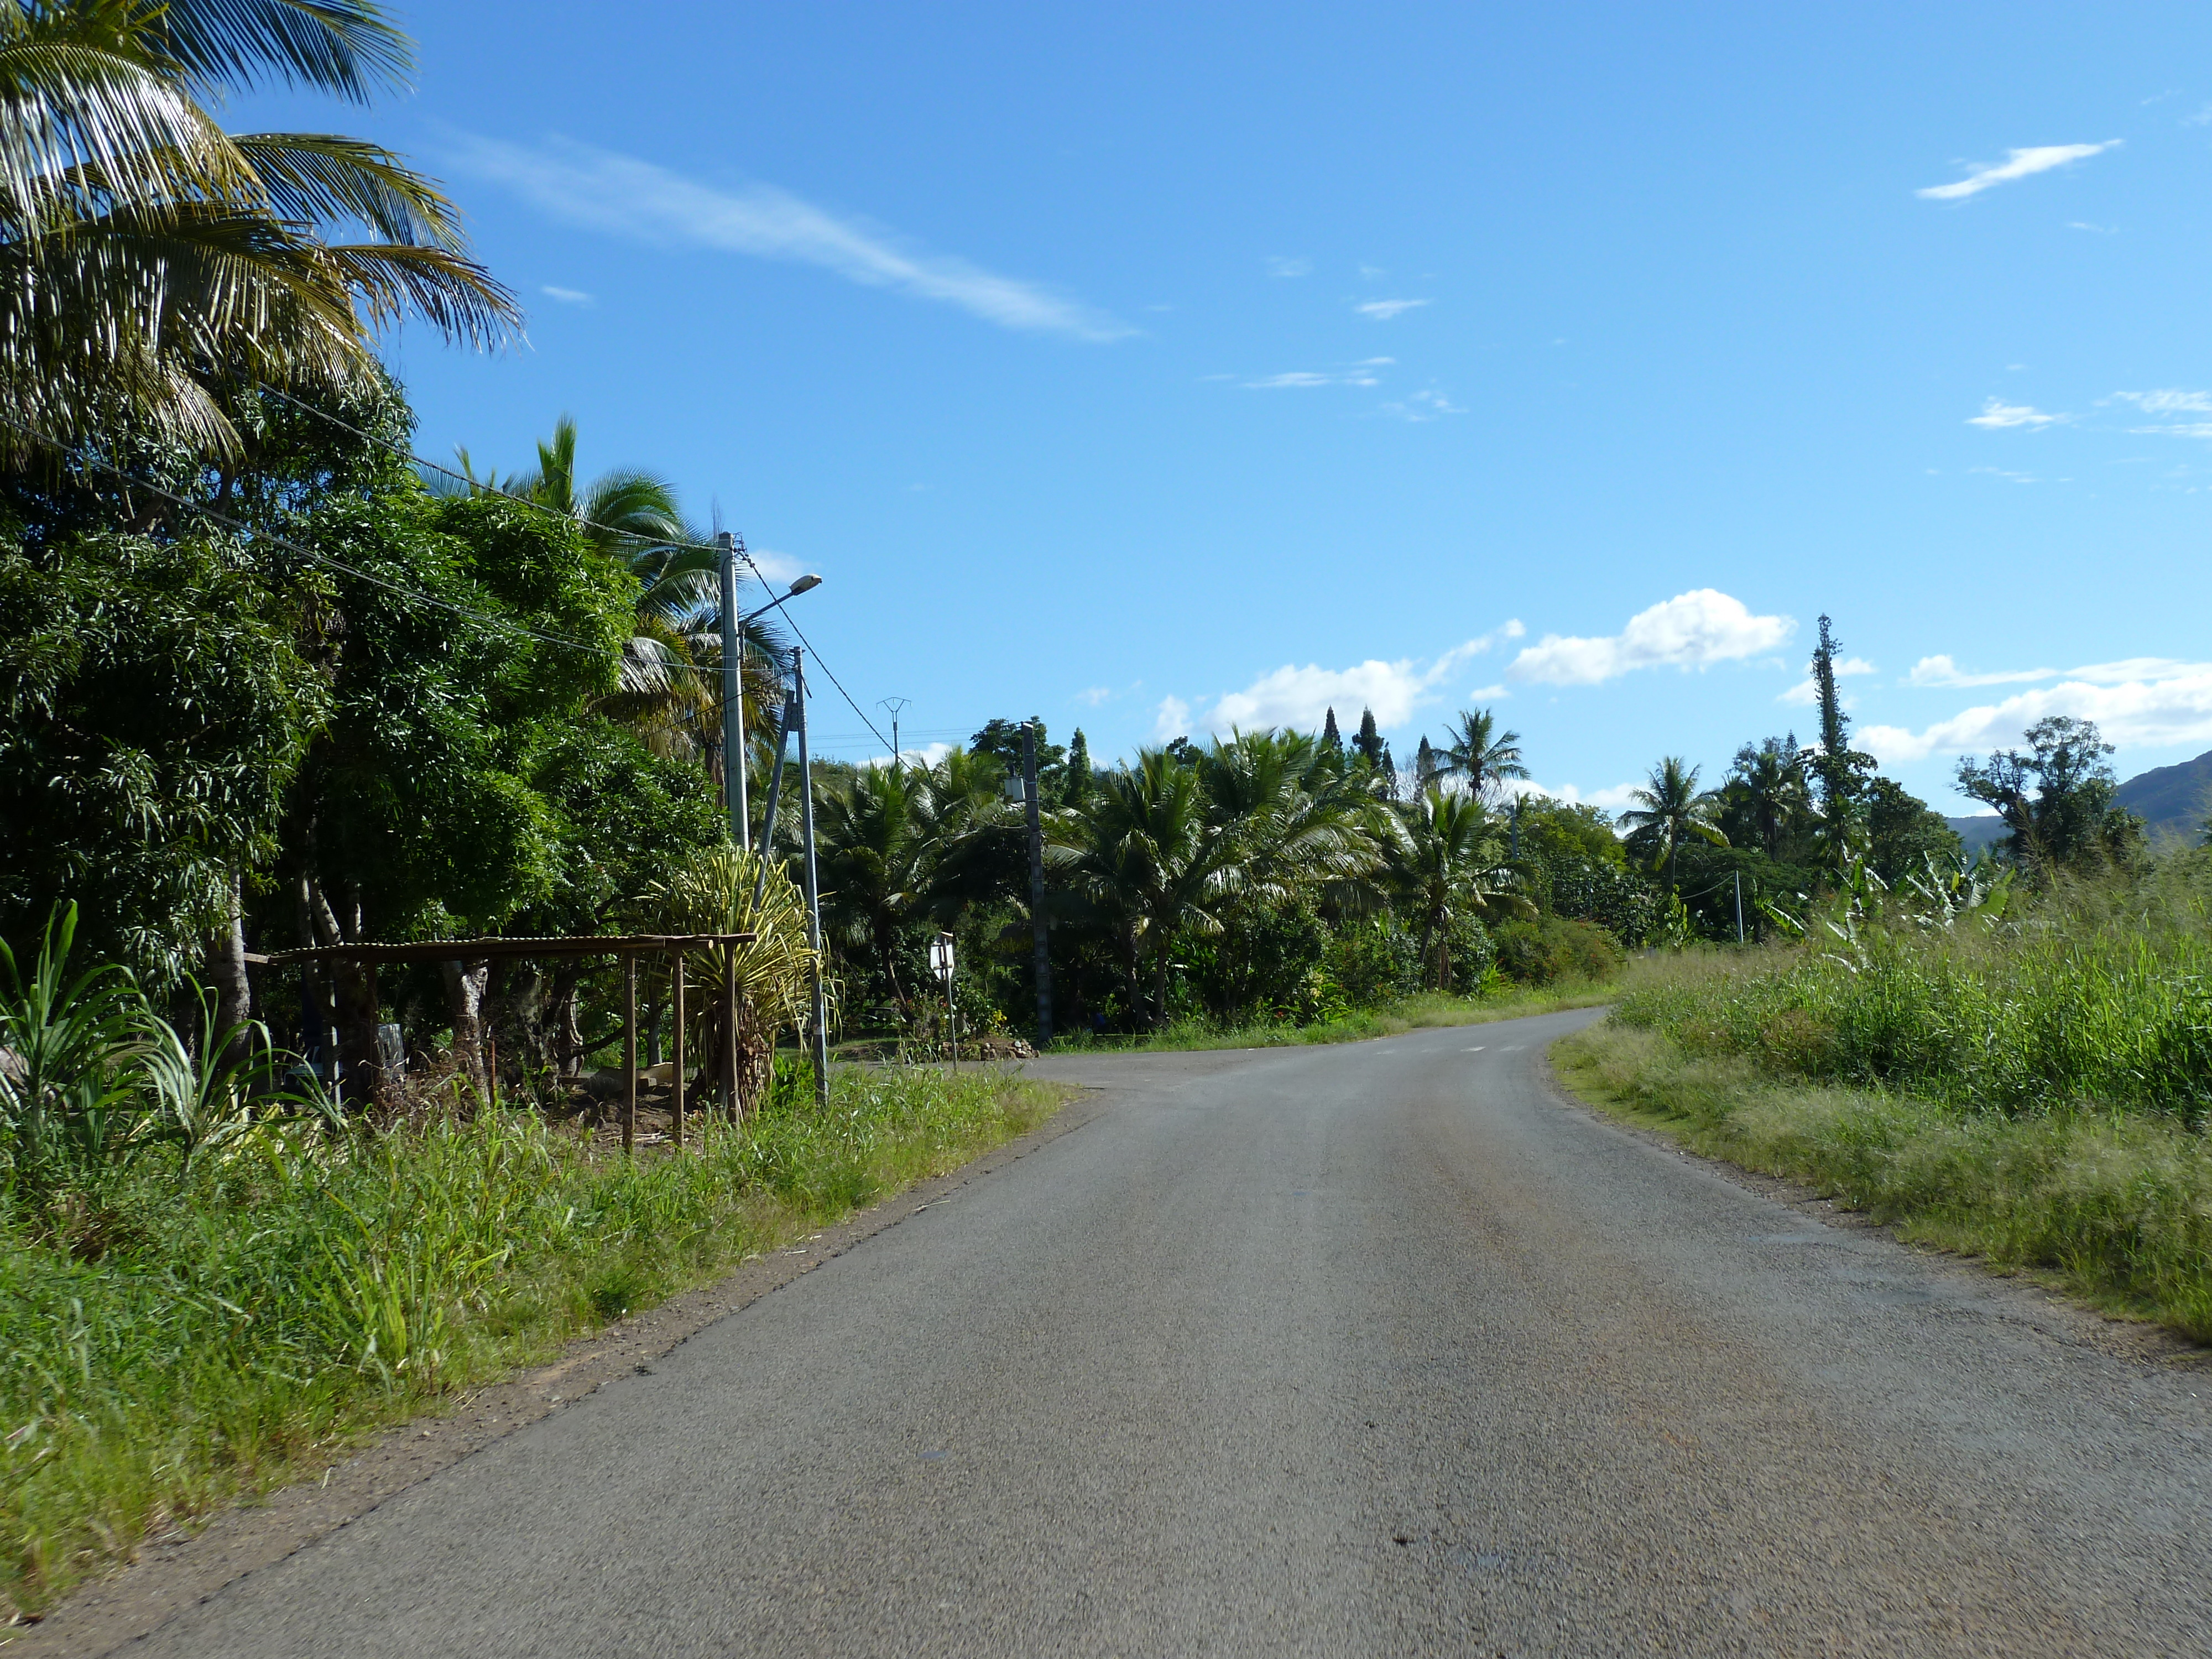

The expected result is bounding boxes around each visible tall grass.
[0,1064,1059,1623]
[1613,860,2212,1122]
[1555,854,2212,1344]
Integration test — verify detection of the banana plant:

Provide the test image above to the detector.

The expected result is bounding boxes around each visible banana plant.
[0,904,142,1186]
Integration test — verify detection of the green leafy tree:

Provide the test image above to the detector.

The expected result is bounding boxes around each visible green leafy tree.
[1065,728,1093,804]
[1320,706,1342,755]
[1354,707,1385,769]
[1720,735,1813,863]
[1863,776,1962,884]
[1618,757,1729,890]
[1956,716,2143,873]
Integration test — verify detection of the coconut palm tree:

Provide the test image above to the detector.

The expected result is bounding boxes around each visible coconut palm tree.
[1618,757,1729,890]
[1396,790,1532,989]
[1728,737,1811,862]
[1441,708,1530,802]
[1049,748,1232,1027]
[0,0,519,460]
[814,763,928,1012]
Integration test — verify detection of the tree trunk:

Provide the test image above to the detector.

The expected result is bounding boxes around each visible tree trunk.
[441,959,490,1096]
[205,869,252,1071]
[309,879,383,1107]
[1150,947,1170,1029]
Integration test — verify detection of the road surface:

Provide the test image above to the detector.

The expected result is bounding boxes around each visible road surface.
[128,1009,2212,1656]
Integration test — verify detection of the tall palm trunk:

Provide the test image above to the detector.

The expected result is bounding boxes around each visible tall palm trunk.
[309,879,383,1106]
[440,958,490,1095]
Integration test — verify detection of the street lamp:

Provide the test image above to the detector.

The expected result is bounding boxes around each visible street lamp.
[716,531,823,852]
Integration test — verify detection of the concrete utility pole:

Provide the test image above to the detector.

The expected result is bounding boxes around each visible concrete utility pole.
[880,697,911,769]
[714,531,747,850]
[1734,870,1745,945]
[793,648,830,1106]
[1024,722,1052,1045]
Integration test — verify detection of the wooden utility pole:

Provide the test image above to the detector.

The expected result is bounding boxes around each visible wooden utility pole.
[670,951,686,1149]
[623,954,637,1154]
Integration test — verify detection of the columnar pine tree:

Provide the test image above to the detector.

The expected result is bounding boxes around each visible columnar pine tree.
[1321,707,1343,754]
[1415,735,1438,789]
[1808,614,1874,859]
[1355,708,1385,769]
[1066,728,1093,802]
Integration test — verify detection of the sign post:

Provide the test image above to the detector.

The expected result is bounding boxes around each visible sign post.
[928,932,957,1071]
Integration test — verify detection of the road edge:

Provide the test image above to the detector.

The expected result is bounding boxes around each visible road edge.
[4,1086,1113,1659]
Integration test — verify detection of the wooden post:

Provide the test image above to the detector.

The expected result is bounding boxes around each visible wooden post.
[670,948,686,1150]
[722,939,740,1126]
[623,954,637,1154]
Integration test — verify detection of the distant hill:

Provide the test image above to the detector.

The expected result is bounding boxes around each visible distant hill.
[1946,815,2007,854]
[2116,749,2212,842]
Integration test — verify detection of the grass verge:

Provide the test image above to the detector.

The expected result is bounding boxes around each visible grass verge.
[0,1064,1063,1624]
[1552,1018,2212,1344]
[1045,980,1618,1055]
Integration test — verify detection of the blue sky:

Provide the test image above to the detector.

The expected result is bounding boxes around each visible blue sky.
[239,2,2212,810]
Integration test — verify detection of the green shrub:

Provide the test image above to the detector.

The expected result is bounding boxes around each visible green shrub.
[1494,915,1626,984]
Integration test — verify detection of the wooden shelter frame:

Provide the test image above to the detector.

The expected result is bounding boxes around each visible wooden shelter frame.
[253,933,758,1152]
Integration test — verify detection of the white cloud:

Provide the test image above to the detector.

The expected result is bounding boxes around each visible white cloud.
[1152,696,1192,739]
[1507,590,1793,687]
[1358,263,1386,279]
[1907,654,2055,689]
[1355,298,1430,320]
[448,133,1131,342]
[1778,656,1875,704]
[1244,363,1387,389]
[1917,141,2120,201]
[1265,255,1312,278]
[1905,653,2212,691]
[864,741,952,771]
[2114,389,2212,414]
[1863,669,2212,764]
[1378,388,1465,421]
[1181,623,1524,735]
[540,284,593,304]
[740,546,811,587]
[1968,398,2061,428]
[1076,686,1113,707]
[2069,221,2118,234]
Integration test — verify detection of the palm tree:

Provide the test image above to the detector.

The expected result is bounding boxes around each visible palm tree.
[1049,749,1232,1026]
[1199,728,1397,915]
[1729,737,1810,862]
[1441,708,1530,802]
[1618,757,1728,890]
[815,763,927,1012]
[0,0,519,460]
[1397,790,1531,989]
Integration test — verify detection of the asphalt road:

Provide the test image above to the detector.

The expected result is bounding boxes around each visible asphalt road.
[132,1009,2212,1657]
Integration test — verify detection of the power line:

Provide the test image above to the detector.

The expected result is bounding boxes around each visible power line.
[729,545,891,752]
[256,387,898,739]
[253,382,730,559]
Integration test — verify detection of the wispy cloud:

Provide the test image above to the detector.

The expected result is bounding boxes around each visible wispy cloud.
[1175,624,1525,735]
[448,133,1132,342]
[2069,221,2118,234]
[743,546,812,587]
[1968,398,2062,428]
[1265,255,1312,278]
[1355,298,1430,320]
[864,741,952,771]
[1244,362,1389,389]
[1076,686,1113,707]
[1507,590,1793,687]
[1917,141,2120,201]
[1906,653,2209,690]
[2114,388,2212,414]
[1376,389,1464,421]
[1863,666,2212,763]
[540,284,593,305]
[1778,656,1876,705]
[1152,696,1192,739]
